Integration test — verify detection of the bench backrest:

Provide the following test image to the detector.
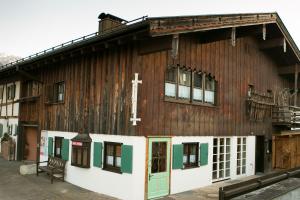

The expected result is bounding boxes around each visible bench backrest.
[48,156,66,170]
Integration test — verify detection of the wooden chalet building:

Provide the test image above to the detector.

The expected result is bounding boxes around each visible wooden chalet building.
[1,12,300,199]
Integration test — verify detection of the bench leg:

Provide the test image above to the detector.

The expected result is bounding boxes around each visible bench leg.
[51,175,53,184]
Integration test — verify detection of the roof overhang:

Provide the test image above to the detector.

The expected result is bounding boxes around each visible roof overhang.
[148,12,300,63]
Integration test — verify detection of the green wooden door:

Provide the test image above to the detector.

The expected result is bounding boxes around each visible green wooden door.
[147,138,171,199]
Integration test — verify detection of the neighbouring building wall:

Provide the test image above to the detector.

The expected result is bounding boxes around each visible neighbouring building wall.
[0,81,20,159]
[40,131,146,200]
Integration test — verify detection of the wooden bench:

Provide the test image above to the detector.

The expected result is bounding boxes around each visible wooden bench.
[36,156,66,184]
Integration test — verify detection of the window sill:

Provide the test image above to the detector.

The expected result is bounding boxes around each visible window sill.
[164,98,217,108]
[182,165,199,170]
[18,96,40,102]
[45,101,65,105]
[103,166,122,174]
[71,163,90,168]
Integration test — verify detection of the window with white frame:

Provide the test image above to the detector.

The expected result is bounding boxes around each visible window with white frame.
[237,137,246,175]
[7,84,16,100]
[164,65,217,106]
[165,67,177,98]
[178,69,191,100]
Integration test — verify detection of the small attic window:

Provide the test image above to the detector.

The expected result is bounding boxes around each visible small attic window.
[71,133,91,168]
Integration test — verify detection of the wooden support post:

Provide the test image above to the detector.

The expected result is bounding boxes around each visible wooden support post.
[262,24,266,40]
[283,38,287,53]
[231,27,236,46]
[171,34,179,59]
[294,64,298,106]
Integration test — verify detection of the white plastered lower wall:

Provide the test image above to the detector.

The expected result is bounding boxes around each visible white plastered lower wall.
[171,136,214,194]
[171,136,256,195]
[40,131,146,200]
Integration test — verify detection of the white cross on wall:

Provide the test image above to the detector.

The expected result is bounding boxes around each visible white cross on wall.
[130,73,142,126]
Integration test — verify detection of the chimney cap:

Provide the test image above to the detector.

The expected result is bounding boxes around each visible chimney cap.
[98,12,127,23]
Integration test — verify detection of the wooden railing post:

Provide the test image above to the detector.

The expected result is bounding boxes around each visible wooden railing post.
[294,64,298,107]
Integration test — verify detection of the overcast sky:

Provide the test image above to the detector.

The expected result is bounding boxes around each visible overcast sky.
[0,0,300,57]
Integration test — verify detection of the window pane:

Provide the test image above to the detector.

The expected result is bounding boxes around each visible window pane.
[165,83,176,97]
[159,142,166,157]
[183,155,187,164]
[213,171,217,179]
[205,76,215,91]
[107,155,114,165]
[151,158,158,173]
[242,166,246,174]
[166,68,176,82]
[116,156,121,167]
[226,161,230,168]
[220,138,224,145]
[83,148,88,166]
[106,144,114,156]
[179,70,191,86]
[190,154,196,164]
[116,145,121,157]
[213,138,217,146]
[77,149,82,165]
[72,148,76,164]
[205,90,215,104]
[193,88,203,101]
[213,155,217,162]
[178,85,190,99]
[152,142,159,158]
[237,167,240,175]
[213,163,217,170]
[194,73,202,88]
[159,158,166,172]
[219,170,224,178]
[226,138,230,145]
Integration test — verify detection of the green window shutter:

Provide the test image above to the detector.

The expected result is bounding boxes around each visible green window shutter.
[62,139,70,161]
[93,142,102,168]
[48,137,53,156]
[200,143,209,166]
[172,144,183,169]
[0,124,3,138]
[121,145,133,174]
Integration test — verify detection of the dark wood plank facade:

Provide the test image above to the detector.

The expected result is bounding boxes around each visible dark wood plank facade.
[19,32,292,138]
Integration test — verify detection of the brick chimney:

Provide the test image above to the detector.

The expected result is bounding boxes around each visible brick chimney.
[98,13,127,33]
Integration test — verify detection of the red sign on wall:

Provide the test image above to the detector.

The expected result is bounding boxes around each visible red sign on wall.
[72,141,82,146]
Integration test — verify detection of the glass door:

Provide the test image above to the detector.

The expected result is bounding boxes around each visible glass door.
[147,138,170,199]
[212,137,231,182]
[237,137,247,175]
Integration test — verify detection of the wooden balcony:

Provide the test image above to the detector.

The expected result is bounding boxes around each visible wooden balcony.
[272,106,300,127]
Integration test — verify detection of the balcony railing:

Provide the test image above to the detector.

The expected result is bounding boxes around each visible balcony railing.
[272,106,300,127]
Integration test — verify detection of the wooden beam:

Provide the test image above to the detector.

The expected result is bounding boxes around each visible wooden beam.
[171,34,179,59]
[16,66,42,83]
[294,64,298,106]
[262,24,266,40]
[260,38,285,50]
[231,27,236,46]
[278,65,300,75]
